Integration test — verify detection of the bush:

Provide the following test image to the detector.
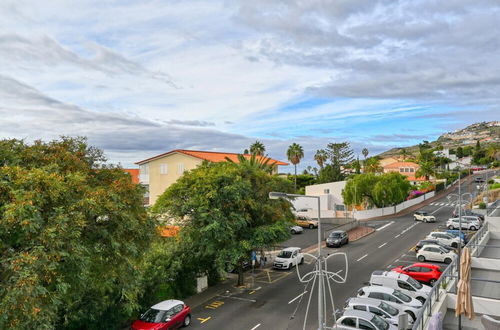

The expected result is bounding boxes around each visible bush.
[435,182,445,192]
[478,202,486,209]
[490,183,500,190]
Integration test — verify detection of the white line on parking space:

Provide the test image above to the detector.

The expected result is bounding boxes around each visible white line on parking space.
[394,234,400,238]
[357,254,368,261]
[378,243,387,248]
[251,324,261,330]
[376,221,394,231]
[288,291,308,304]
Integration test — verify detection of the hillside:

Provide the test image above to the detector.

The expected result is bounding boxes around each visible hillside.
[378,121,500,158]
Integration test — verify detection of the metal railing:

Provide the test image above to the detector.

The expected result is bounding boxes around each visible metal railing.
[410,222,489,330]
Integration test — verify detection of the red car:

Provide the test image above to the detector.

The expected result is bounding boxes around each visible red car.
[132,299,191,330]
[392,263,442,286]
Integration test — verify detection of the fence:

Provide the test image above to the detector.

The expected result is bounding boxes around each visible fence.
[354,191,435,220]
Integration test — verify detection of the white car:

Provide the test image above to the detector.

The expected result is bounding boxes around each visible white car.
[290,225,303,234]
[417,244,456,264]
[273,247,304,270]
[413,211,436,223]
[344,297,412,329]
[369,271,431,303]
[357,286,422,322]
[334,309,397,330]
[426,232,463,248]
[446,218,480,231]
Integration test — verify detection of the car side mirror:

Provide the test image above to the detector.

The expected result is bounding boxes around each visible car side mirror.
[166,318,172,322]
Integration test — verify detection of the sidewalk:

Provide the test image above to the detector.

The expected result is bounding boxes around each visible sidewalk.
[184,273,244,309]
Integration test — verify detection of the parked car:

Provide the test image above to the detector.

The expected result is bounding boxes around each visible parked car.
[326,230,349,247]
[334,309,397,330]
[446,230,468,243]
[415,239,455,253]
[369,271,431,303]
[132,299,191,330]
[446,218,480,231]
[273,247,304,270]
[452,209,484,220]
[357,286,422,321]
[475,176,485,183]
[392,263,442,286]
[290,225,303,234]
[416,244,456,264]
[344,297,412,329]
[426,232,463,248]
[295,216,318,229]
[413,211,436,223]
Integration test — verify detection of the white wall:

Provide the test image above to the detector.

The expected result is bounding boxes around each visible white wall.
[305,181,346,205]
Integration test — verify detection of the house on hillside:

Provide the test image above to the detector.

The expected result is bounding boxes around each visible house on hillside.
[136,149,288,205]
[123,168,140,184]
[291,181,348,218]
[382,161,426,184]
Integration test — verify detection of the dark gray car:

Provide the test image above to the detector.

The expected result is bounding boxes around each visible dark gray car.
[326,230,349,247]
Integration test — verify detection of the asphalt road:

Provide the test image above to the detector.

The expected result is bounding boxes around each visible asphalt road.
[188,172,495,330]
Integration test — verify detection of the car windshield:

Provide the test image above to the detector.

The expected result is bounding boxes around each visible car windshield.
[277,251,293,258]
[379,301,399,316]
[330,232,342,238]
[393,290,412,303]
[371,314,390,330]
[139,308,167,323]
[421,212,428,216]
[407,276,423,289]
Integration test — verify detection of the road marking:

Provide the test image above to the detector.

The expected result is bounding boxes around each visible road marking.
[249,290,256,295]
[251,324,261,330]
[400,223,419,235]
[205,301,224,309]
[376,221,394,231]
[289,291,308,304]
[387,264,393,269]
[197,317,211,324]
[219,295,256,303]
[394,234,401,238]
[357,254,368,262]
[378,243,387,248]
[254,286,261,291]
[431,203,448,215]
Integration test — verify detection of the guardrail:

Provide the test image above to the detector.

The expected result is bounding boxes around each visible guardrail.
[411,222,488,330]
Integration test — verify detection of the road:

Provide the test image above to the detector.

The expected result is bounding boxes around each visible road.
[188,173,495,330]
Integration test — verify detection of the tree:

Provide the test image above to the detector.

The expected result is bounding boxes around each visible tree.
[321,142,354,182]
[314,149,328,169]
[364,157,383,174]
[416,161,435,181]
[456,146,464,158]
[0,137,155,329]
[400,148,409,161]
[152,161,294,287]
[287,143,304,191]
[342,173,380,208]
[225,153,276,174]
[249,141,266,156]
[362,148,369,160]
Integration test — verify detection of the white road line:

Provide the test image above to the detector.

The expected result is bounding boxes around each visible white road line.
[288,291,308,304]
[400,223,418,235]
[378,243,387,248]
[431,203,448,215]
[376,221,394,231]
[254,287,261,291]
[394,234,401,238]
[251,324,261,330]
[357,254,368,262]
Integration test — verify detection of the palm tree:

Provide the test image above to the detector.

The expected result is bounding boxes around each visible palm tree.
[314,149,328,169]
[287,143,304,191]
[225,153,275,174]
[249,141,265,156]
[364,157,383,174]
[362,148,369,160]
[416,161,435,181]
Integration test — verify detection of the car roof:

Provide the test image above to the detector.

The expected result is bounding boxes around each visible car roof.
[411,263,441,269]
[371,270,409,281]
[348,297,385,307]
[342,309,377,319]
[361,286,394,293]
[330,230,346,234]
[420,244,446,250]
[151,299,184,310]
[282,247,300,252]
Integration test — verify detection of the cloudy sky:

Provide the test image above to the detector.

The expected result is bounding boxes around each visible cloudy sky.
[1,0,499,171]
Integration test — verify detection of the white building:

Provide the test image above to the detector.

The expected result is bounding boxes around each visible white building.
[291,181,347,219]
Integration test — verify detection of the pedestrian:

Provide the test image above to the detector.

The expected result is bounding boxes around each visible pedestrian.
[259,251,267,268]
[251,250,257,268]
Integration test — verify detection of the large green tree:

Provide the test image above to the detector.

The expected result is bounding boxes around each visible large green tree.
[317,142,354,182]
[249,140,266,156]
[287,143,304,191]
[416,160,435,181]
[0,137,155,330]
[152,160,294,286]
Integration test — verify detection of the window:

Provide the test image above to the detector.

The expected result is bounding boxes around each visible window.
[397,280,415,291]
[177,163,184,174]
[335,204,346,211]
[160,163,168,174]
[406,266,420,272]
[384,293,398,302]
[369,306,384,316]
[404,168,410,172]
[421,267,431,272]
[368,292,383,300]
[139,164,149,175]
[324,189,330,194]
[358,319,376,330]
[173,304,183,315]
[354,305,367,311]
[341,318,356,327]
[400,168,404,172]
[410,168,415,172]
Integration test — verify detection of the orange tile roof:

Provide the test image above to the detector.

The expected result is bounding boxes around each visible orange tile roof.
[136,149,288,166]
[123,168,140,184]
[383,161,420,169]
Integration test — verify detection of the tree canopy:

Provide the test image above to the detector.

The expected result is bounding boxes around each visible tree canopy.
[249,140,266,156]
[152,160,295,286]
[0,137,155,330]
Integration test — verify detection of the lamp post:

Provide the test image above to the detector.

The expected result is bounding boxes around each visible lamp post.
[269,192,325,330]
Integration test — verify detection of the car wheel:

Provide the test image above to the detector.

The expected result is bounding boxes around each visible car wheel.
[416,296,426,304]
[309,224,314,229]
[346,238,349,244]
[451,242,458,248]
[418,255,425,262]
[291,229,296,234]
[448,225,454,229]
[429,279,437,286]
[414,217,417,221]
[183,314,191,327]
[444,258,452,264]
[299,257,304,265]
[405,310,416,322]
[470,226,476,231]
[288,263,292,270]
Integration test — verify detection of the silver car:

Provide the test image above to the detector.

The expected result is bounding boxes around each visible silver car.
[290,225,303,234]
[334,309,397,330]
[344,297,413,329]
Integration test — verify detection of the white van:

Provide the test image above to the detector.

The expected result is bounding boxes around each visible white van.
[369,271,431,303]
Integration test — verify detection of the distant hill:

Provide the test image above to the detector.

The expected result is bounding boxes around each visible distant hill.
[378,121,500,158]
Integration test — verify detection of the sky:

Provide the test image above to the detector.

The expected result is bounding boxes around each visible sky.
[1,0,499,172]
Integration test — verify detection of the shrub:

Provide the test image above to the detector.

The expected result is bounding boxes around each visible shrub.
[478,202,486,209]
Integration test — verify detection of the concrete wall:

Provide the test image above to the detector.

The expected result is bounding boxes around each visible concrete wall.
[354,191,435,220]
[305,181,346,205]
